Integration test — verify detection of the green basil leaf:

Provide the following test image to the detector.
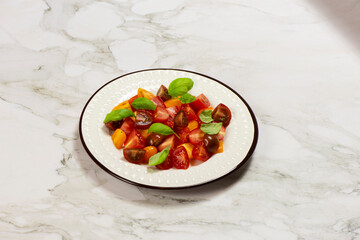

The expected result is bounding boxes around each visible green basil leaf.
[148,123,179,138]
[179,93,196,104]
[149,145,171,166]
[131,97,156,110]
[103,109,135,123]
[199,110,213,123]
[200,122,222,135]
[168,78,194,97]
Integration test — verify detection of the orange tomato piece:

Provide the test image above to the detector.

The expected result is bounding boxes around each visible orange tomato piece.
[138,88,155,100]
[164,98,182,108]
[177,143,194,159]
[112,100,131,111]
[187,120,198,131]
[138,129,149,138]
[143,146,158,163]
[111,129,127,149]
[215,140,223,153]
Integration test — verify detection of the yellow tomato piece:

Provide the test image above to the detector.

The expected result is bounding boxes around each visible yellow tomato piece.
[111,129,126,149]
[112,100,131,111]
[216,140,223,153]
[138,88,155,100]
[164,98,182,108]
[178,143,194,159]
[138,129,149,139]
[143,146,158,163]
[187,120,199,131]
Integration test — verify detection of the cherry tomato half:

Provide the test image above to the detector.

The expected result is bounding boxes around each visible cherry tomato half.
[171,146,189,169]
[124,129,146,149]
[190,94,210,112]
[120,118,135,136]
[192,142,211,161]
[134,110,153,129]
[154,106,169,123]
[181,104,198,121]
[123,148,146,164]
[212,103,232,127]
[189,128,205,145]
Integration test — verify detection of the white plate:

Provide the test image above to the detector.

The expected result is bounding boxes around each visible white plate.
[79,69,258,189]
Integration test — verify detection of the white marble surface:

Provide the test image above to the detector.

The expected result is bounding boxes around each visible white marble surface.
[0,0,360,239]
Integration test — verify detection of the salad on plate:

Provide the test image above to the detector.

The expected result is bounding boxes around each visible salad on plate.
[103,78,232,170]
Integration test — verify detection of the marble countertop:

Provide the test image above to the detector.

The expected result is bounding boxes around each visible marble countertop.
[1,0,360,239]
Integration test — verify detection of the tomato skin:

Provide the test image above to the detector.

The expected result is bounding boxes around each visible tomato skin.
[212,103,232,127]
[192,142,211,161]
[124,129,146,149]
[190,94,210,112]
[158,135,176,152]
[134,110,153,129]
[120,118,135,136]
[181,104,198,121]
[217,126,226,140]
[154,106,169,123]
[156,153,173,170]
[189,128,205,145]
[151,96,166,109]
[175,127,190,147]
[171,146,189,169]
[123,148,146,164]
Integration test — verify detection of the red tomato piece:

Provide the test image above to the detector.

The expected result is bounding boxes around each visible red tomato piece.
[217,126,226,140]
[120,118,135,136]
[171,146,189,169]
[189,128,205,145]
[154,106,169,123]
[175,127,190,147]
[166,106,180,119]
[151,96,166,109]
[158,135,175,152]
[156,153,173,170]
[181,104,198,121]
[190,94,210,112]
[124,129,146,149]
[192,142,211,161]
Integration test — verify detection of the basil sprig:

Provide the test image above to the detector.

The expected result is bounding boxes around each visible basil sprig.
[200,122,222,135]
[131,97,156,110]
[168,78,194,97]
[149,145,171,166]
[179,93,196,104]
[148,123,179,138]
[103,109,135,123]
[199,110,213,123]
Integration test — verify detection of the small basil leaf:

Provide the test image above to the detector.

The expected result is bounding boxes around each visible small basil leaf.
[148,123,179,138]
[199,110,213,123]
[131,97,156,110]
[200,122,222,135]
[179,93,196,104]
[168,78,194,97]
[103,109,135,123]
[149,145,171,166]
